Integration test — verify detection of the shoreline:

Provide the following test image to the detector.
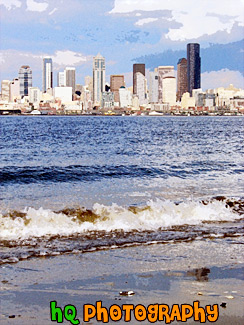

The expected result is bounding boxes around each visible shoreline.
[0,114,243,117]
[1,239,243,324]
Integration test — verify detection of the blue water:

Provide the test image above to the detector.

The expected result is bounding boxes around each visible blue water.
[1,116,243,210]
[0,116,244,264]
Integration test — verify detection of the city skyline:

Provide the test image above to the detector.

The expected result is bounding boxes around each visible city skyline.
[0,0,243,90]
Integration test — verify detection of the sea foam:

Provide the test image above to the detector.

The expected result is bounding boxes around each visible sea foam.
[0,199,241,241]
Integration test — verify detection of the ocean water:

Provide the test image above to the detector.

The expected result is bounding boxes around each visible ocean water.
[0,116,243,264]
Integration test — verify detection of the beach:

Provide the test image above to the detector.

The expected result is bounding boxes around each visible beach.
[1,238,244,324]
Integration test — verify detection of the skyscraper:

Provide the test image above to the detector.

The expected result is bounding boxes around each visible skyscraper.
[177,58,187,101]
[135,72,148,105]
[149,69,159,103]
[133,64,145,95]
[65,67,76,95]
[57,71,66,87]
[110,75,125,104]
[19,65,32,97]
[187,43,201,95]
[42,57,53,92]
[1,80,11,101]
[9,78,20,102]
[162,76,176,106]
[158,66,174,103]
[93,53,105,104]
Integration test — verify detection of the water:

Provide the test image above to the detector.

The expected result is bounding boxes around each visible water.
[0,116,244,264]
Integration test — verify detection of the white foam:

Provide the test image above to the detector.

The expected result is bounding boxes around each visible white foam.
[0,199,241,241]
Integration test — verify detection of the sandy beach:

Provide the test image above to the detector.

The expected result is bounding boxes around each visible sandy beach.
[1,237,243,324]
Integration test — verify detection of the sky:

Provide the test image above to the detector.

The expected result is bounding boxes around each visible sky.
[0,0,244,90]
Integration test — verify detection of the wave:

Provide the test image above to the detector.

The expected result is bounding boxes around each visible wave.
[1,197,243,241]
[0,162,239,185]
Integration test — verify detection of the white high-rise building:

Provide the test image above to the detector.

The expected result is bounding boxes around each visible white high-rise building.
[1,80,11,101]
[119,87,132,108]
[9,78,20,102]
[93,53,105,105]
[29,87,41,104]
[162,77,176,106]
[149,69,159,103]
[135,72,147,105]
[57,72,66,87]
[158,66,174,103]
[43,57,53,92]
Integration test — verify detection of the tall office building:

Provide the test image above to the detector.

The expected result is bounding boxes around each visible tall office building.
[110,75,125,104]
[133,63,145,95]
[177,58,187,101]
[162,76,176,106]
[93,53,105,104]
[19,65,32,97]
[187,43,201,95]
[65,67,76,95]
[1,80,11,101]
[43,57,53,92]
[149,69,159,103]
[9,78,20,102]
[158,66,174,103]
[57,71,66,87]
[135,72,147,105]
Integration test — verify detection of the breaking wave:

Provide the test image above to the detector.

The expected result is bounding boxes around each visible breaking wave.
[1,197,243,241]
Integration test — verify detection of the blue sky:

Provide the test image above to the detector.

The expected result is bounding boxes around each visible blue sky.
[0,0,244,90]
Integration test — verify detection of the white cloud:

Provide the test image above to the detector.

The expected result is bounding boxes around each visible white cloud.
[0,50,92,76]
[26,0,49,12]
[0,0,21,10]
[49,7,57,15]
[135,18,158,26]
[110,0,244,41]
[201,69,244,90]
[51,51,91,68]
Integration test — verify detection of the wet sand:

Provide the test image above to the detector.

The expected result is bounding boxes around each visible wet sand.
[1,238,243,324]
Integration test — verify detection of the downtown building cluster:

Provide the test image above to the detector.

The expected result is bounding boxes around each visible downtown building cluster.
[1,43,244,115]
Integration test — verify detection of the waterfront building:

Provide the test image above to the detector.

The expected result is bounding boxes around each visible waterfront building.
[149,69,159,103]
[177,58,187,101]
[54,87,73,103]
[119,86,132,108]
[187,43,201,95]
[57,71,66,87]
[93,53,105,105]
[162,76,176,106]
[158,66,174,103]
[65,67,76,95]
[181,92,195,109]
[19,65,32,97]
[42,57,53,92]
[9,78,20,102]
[101,91,114,109]
[133,63,145,95]
[29,87,41,106]
[192,88,203,106]
[1,80,11,101]
[110,75,125,105]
